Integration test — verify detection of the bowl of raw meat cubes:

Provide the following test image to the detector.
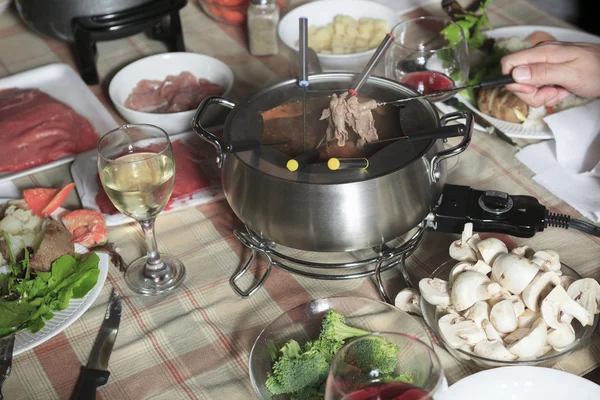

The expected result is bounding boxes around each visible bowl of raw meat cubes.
[109,52,234,134]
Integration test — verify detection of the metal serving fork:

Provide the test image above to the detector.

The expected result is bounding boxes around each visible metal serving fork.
[0,335,16,400]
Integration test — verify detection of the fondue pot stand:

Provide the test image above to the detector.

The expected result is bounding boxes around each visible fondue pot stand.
[16,0,187,85]
[192,73,600,302]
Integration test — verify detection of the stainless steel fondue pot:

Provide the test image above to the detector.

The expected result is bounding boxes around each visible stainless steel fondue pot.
[192,73,473,253]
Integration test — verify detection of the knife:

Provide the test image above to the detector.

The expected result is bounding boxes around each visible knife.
[71,289,121,400]
[442,97,522,151]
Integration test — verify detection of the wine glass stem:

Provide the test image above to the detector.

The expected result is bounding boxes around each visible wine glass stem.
[140,219,163,271]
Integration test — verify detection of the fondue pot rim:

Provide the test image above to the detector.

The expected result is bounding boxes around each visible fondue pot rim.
[196,72,457,184]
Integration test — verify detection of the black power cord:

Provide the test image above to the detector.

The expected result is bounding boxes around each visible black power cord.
[546,212,600,237]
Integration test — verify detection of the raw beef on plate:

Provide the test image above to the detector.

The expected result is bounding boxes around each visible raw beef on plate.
[0,88,99,172]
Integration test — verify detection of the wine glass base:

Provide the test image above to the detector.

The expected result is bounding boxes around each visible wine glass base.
[124,254,186,296]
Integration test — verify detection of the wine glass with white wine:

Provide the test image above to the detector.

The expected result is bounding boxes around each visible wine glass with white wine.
[98,124,185,296]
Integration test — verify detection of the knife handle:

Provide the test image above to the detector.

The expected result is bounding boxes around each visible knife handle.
[71,367,110,400]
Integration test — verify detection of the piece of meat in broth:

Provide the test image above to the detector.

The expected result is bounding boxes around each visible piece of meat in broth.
[320,92,350,146]
[345,96,378,148]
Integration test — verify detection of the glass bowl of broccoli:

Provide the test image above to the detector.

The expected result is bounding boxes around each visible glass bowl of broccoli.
[249,296,432,400]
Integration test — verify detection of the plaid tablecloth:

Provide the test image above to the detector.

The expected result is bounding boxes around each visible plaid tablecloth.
[1,0,600,399]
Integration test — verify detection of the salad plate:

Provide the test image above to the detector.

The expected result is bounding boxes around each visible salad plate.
[437,25,600,139]
[444,366,600,399]
[12,244,109,356]
[0,198,109,355]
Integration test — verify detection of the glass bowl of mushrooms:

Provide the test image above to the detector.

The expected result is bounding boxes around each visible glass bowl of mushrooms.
[418,223,600,369]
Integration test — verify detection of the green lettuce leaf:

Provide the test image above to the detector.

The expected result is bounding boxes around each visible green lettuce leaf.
[0,299,37,329]
[0,250,100,336]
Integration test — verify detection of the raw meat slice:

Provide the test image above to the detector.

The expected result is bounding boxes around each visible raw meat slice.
[124,72,224,114]
[0,88,99,173]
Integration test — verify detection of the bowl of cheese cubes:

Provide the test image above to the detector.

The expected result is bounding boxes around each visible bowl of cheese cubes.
[278,0,400,71]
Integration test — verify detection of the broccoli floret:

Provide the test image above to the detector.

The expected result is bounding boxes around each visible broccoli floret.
[348,336,400,376]
[319,309,370,342]
[303,310,371,362]
[290,385,325,400]
[265,340,329,395]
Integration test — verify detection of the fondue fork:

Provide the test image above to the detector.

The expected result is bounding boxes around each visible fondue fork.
[326,124,467,171]
[299,17,309,152]
[376,75,515,107]
[348,32,396,97]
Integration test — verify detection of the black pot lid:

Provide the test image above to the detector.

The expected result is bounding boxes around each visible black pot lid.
[224,73,441,184]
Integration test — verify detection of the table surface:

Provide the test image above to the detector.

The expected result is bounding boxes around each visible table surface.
[1,0,600,399]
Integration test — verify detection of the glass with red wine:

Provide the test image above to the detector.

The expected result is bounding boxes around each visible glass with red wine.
[324,333,446,400]
[384,16,469,102]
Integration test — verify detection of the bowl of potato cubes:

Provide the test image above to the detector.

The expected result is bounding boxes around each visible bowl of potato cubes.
[278,0,400,71]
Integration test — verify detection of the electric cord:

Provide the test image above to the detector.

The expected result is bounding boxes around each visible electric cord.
[546,212,600,237]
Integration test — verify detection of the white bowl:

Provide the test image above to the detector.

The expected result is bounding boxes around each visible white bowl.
[442,366,600,400]
[109,52,234,135]
[278,0,400,72]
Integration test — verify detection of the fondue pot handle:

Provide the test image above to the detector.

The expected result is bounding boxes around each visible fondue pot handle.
[192,96,237,168]
[429,111,474,182]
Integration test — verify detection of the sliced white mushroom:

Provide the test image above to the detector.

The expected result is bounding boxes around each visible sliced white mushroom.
[451,271,501,311]
[438,313,487,349]
[449,223,478,262]
[560,275,576,291]
[448,261,474,284]
[531,250,561,273]
[546,323,576,351]
[541,285,592,329]
[521,271,561,311]
[456,344,473,361]
[482,319,504,342]
[488,286,511,308]
[473,340,517,361]
[490,299,518,333]
[566,278,600,316]
[535,344,553,358]
[448,260,492,284]
[419,278,450,306]
[471,260,492,276]
[464,301,490,327]
[491,253,540,295]
[476,237,508,265]
[466,233,483,260]
[517,309,541,328]
[503,328,530,345]
[511,246,535,259]
[394,288,422,316]
[507,318,548,359]
[510,295,526,317]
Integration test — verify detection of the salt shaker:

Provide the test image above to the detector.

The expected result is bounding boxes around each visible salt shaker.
[247,0,279,56]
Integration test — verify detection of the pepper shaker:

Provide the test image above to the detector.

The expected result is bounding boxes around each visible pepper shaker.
[247,0,279,56]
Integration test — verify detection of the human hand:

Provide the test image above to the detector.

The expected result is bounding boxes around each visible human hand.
[501,41,600,107]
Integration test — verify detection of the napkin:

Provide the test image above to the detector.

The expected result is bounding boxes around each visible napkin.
[516,99,600,222]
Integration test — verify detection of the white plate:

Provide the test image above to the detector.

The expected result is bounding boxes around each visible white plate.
[436,26,600,139]
[444,366,600,400]
[12,244,109,356]
[0,199,109,355]
[0,63,118,184]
